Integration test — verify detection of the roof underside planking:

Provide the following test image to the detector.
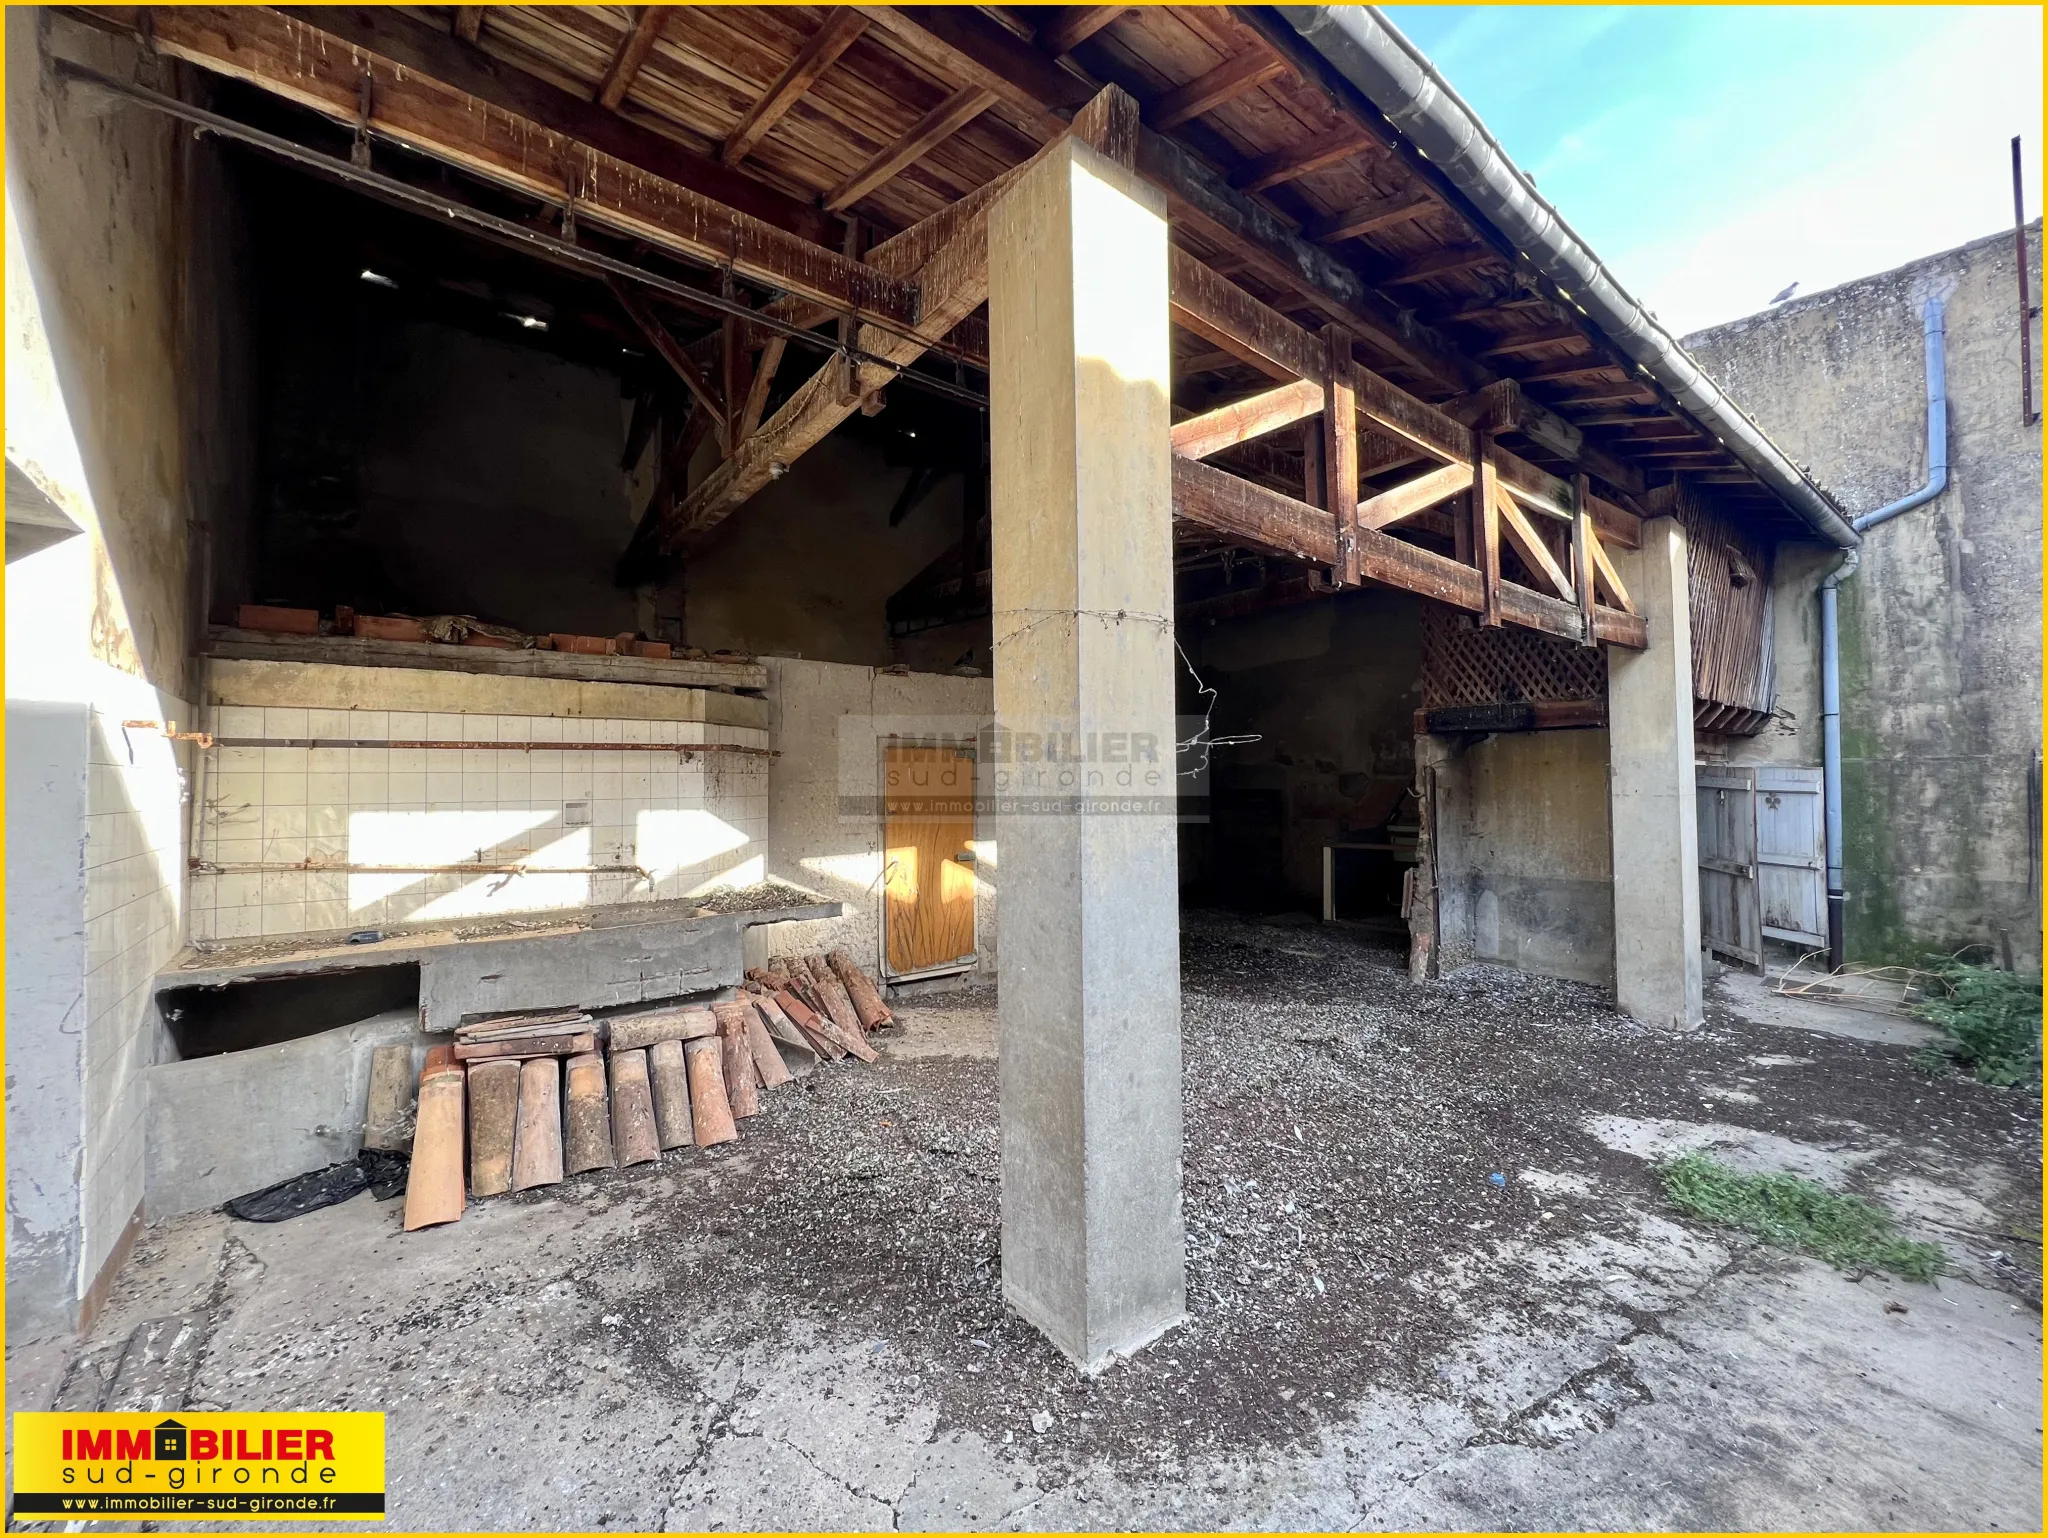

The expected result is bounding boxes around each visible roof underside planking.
[67,3,1834,641]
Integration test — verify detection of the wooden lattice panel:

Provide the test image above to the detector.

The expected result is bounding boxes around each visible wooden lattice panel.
[1419,601,1607,710]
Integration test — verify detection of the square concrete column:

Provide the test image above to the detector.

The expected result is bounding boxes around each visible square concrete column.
[987,134,1185,1369]
[1607,515,1704,1028]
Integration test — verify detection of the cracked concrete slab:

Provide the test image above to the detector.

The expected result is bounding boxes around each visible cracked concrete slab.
[9,915,2038,1531]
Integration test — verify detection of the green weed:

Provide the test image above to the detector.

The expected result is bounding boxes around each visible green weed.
[1913,959,2042,1089]
[1658,1152,1943,1282]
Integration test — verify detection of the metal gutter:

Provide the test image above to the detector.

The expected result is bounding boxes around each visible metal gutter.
[1268,5,1860,550]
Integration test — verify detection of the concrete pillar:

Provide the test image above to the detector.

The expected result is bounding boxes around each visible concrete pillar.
[1606,515,1704,1028]
[987,134,1185,1369]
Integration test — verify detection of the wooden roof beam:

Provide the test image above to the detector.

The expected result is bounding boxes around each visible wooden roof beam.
[1380,244,1501,286]
[1035,6,1125,56]
[824,85,998,213]
[720,9,870,168]
[266,5,833,243]
[130,7,907,323]
[1231,128,1373,194]
[1149,50,1287,131]
[659,85,1143,549]
[595,6,668,111]
[1305,190,1433,245]
[607,278,728,455]
[452,7,483,43]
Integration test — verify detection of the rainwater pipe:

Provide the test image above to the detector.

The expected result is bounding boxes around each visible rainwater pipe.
[1819,294,1949,968]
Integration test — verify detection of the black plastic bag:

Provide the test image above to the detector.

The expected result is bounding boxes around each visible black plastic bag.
[223,1161,368,1222]
[357,1147,410,1201]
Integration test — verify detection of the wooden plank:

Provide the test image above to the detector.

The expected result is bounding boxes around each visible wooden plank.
[1305,191,1433,244]
[1149,50,1287,130]
[595,6,667,111]
[1036,6,1125,55]
[1230,128,1373,193]
[824,85,998,212]
[1497,484,1575,602]
[1170,379,1325,461]
[1571,471,1597,647]
[202,627,769,691]
[662,85,1140,547]
[1357,462,1472,531]
[608,279,728,453]
[1324,325,1360,585]
[1381,243,1501,286]
[452,6,483,42]
[131,6,912,325]
[1475,432,1502,627]
[721,9,869,167]
[866,5,1088,128]
[1479,327,1586,358]
[1171,459,1645,647]
[1168,247,1323,381]
[268,6,834,244]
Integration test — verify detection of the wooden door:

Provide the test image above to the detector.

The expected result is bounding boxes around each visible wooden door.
[882,744,977,976]
[1696,766,1763,968]
[1756,766,1826,947]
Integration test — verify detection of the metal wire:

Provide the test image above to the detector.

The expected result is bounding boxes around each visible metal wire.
[54,59,992,410]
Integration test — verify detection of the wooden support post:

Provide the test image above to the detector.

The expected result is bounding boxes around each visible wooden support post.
[1572,471,1597,646]
[1322,324,1359,586]
[1301,417,1324,509]
[1474,430,1502,627]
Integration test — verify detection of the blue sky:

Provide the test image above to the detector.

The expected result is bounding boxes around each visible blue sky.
[1380,6,2043,334]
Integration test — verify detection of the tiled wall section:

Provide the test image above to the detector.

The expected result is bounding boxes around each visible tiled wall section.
[190,707,769,941]
[85,698,193,1291]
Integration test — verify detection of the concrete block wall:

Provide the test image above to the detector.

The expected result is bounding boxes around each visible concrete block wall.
[753,657,997,980]
[190,662,770,941]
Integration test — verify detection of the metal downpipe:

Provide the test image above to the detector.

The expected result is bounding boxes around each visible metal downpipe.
[1818,294,1950,967]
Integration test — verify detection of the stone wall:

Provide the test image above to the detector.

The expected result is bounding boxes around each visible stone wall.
[1687,224,2043,969]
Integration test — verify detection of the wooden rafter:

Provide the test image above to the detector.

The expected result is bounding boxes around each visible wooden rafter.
[1479,327,1586,359]
[595,6,668,111]
[659,85,1142,550]
[1382,244,1500,286]
[824,85,998,213]
[1036,6,1125,56]
[132,7,911,325]
[452,6,483,43]
[1149,49,1287,130]
[1306,191,1434,245]
[269,5,832,242]
[720,9,870,167]
[1231,129,1373,194]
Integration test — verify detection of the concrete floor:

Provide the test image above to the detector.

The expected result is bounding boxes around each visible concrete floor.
[10,915,2041,1532]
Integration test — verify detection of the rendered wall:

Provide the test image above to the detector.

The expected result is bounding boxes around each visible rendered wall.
[752,657,996,980]
[1424,728,1616,988]
[1686,226,2043,969]
[5,13,239,1330]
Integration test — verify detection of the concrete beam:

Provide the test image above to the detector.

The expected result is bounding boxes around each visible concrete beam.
[1606,516,1704,1027]
[989,134,1185,1369]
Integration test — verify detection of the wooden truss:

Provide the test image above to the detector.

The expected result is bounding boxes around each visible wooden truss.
[118,4,1645,649]
[1168,252,1644,648]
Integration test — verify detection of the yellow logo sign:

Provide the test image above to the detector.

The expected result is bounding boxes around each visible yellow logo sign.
[9,1412,385,1521]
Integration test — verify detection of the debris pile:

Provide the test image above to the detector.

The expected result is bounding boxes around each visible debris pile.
[400,950,895,1232]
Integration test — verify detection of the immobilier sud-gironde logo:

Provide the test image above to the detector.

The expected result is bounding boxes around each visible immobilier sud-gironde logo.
[9,1411,385,1520]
